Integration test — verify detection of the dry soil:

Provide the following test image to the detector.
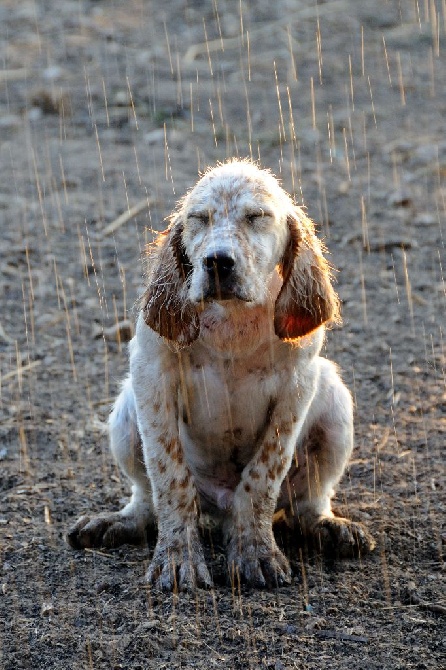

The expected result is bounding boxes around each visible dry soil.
[0,1,444,668]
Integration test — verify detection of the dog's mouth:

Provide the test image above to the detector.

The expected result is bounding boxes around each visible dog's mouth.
[198,286,253,303]
[189,263,256,305]
[207,290,249,302]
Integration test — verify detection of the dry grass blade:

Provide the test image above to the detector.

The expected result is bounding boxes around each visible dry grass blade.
[405,589,446,616]
[1,360,41,383]
[99,198,154,238]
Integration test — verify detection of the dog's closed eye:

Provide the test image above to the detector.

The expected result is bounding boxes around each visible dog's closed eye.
[187,211,211,224]
[245,208,272,224]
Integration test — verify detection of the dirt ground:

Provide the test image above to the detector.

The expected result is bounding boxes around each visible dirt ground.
[0,0,444,668]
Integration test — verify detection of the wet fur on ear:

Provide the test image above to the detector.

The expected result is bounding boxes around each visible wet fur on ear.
[140,219,200,346]
[274,210,340,340]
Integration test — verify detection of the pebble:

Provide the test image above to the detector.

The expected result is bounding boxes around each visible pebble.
[368,236,414,252]
[43,66,63,81]
[387,189,413,207]
[0,114,21,129]
[26,107,43,122]
[41,602,54,616]
[414,213,437,226]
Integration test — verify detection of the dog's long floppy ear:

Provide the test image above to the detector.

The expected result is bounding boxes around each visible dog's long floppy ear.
[140,218,200,346]
[274,209,340,340]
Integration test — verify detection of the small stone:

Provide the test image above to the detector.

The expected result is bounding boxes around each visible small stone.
[26,107,43,122]
[387,189,413,207]
[414,213,437,226]
[368,236,414,252]
[0,114,21,130]
[41,602,54,616]
[305,617,326,631]
[113,91,130,106]
[30,89,72,116]
[144,128,166,145]
[43,66,63,81]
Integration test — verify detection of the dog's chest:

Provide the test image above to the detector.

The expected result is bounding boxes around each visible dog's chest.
[178,354,279,469]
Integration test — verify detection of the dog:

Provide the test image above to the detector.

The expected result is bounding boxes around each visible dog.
[68,160,375,590]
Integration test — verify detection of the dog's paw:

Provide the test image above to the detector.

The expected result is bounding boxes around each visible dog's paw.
[227,535,292,588]
[146,529,213,591]
[312,516,376,558]
[67,512,150,550]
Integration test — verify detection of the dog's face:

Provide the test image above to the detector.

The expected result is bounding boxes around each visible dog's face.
[142,161,339,346]
[182,165,289,305]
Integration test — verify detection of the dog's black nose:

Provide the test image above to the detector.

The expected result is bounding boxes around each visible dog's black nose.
[203,252,235,282]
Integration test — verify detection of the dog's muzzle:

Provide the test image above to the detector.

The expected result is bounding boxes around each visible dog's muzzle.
[202,251,240,300]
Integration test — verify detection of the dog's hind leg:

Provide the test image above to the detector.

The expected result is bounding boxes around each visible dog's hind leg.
[67,376,155,549]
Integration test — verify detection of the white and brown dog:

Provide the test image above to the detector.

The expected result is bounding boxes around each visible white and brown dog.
[68,160,375,590]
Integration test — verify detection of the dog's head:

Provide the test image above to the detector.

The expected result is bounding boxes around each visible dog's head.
[142,160,339,346]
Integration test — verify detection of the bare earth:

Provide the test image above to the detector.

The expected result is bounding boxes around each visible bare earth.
[0,1,444,668]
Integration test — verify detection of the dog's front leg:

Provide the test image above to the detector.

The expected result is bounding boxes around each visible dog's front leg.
[131,343,212,592]
[226,378,317,588]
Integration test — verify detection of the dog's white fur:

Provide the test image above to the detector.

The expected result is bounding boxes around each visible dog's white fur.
[68,160,374,590]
